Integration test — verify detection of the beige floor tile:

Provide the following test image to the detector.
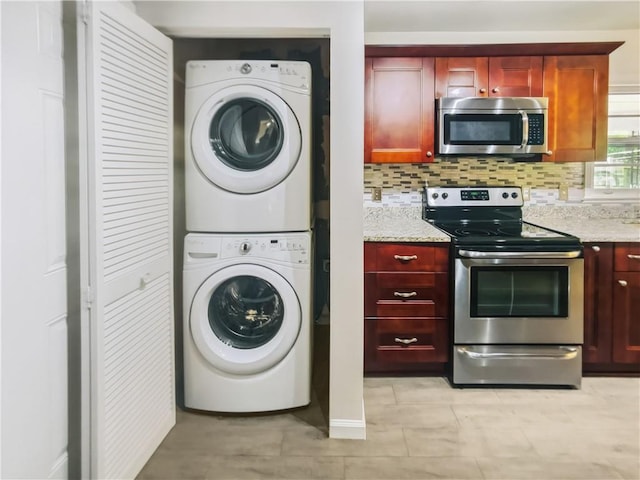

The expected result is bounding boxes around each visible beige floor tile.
[493,387,607,406]
[394,382,501,405]
[453,403,574,428]
[204,456,345,480]
[522,425,640,461]
[403,426,536,458]
[344,456,483,480]
[476,457,624,480]
[607,455,640,480]
[561,402,640,430]
[281,425,408,457]
[363,383,397,406]
[365,403,458,428]
[137,448,212,479]
[159,423,284,456]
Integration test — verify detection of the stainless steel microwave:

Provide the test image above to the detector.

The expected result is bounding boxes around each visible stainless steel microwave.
[437,97,548,156]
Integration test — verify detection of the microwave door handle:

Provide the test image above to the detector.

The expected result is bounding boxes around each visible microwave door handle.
[519,110,529,149]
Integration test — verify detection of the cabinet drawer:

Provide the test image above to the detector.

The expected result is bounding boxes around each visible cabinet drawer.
[365,272,449,317]
[365,243,448,272]
[614,243,640,272]
[364,318,448,371]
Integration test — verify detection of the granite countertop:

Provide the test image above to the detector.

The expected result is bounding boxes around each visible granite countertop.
[526,217,640,243]
[363,207,450,242]
[364,205,640,243]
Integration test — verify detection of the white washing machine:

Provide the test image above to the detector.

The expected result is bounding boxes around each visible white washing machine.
[183,232,312,412]
[185,60,312,233]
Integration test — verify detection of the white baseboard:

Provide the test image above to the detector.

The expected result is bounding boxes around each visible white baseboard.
[328,400,367,440]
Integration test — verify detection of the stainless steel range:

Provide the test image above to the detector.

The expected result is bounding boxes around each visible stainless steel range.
[423,186,584,388]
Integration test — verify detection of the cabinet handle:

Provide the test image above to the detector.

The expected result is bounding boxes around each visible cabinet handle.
[591,245,601,252]
[492,87,500,94]
[394,337,418,345]
[426,151,433,158]
[393,291,418,298]
[545,150,553,156]
[394,254,418,262]
[479,88,487,94]
[627,254,640,260]
[618,280,628,287]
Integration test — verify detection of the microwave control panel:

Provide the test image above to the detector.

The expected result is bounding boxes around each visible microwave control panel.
[527,114,545,145]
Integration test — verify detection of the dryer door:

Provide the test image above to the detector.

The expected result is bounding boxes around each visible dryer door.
[190,263,301,375]
[191,85,302,194]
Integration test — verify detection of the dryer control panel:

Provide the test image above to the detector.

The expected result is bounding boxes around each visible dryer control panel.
[185,233,310,265]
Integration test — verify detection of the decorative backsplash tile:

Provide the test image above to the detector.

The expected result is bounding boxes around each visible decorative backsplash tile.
[364,157,584,191]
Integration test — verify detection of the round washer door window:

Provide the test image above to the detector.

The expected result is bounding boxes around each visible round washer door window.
[191,85,302,194]
[190,264,301,375]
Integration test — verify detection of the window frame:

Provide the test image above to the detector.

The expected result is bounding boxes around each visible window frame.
[583,88,640,203]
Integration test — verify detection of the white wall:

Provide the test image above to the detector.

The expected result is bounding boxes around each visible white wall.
[364,29,640,88]
[134,0,366,439]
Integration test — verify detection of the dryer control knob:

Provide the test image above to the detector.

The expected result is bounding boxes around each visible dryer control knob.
[240,242,252,254]
[240,63,252,74]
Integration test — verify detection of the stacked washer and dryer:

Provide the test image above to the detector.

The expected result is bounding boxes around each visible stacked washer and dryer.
[183,60,314,413]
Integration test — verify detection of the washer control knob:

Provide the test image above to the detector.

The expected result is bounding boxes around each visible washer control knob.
[240,242,252,254]
[502,192,509,199]
[432,193,439,199]
[240,63,252,74]
[442,192,448,199]
[511,192,518,199]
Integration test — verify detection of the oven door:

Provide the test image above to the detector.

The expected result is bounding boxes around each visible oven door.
[454,253,584,344]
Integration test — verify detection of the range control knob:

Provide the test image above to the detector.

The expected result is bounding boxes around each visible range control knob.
[431,193,439,199]
[240,242,252,254]
[511,192,519,199]
[442,192,449,199]
[240,63,252,74]
[502,192,509,199]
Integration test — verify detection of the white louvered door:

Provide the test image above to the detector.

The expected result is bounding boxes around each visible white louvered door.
[84,2,174,478]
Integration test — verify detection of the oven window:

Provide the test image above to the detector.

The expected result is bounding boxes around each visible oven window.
[470,266,569,317]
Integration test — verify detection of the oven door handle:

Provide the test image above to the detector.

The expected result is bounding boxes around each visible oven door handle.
[458,249,582,259]
[457,346,579,360]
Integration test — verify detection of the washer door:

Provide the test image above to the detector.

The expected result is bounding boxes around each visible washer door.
[191,85,302,194]
[190,264,301,375]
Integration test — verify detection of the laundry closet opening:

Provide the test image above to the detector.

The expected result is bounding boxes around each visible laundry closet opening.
[172,37,331,422]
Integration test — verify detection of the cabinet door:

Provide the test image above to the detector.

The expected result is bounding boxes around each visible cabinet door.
[612,272,640,365]
[365,57,435,163]
[582,244,614,367]
[435,57,488,98]
[488,56,543,97]
[543,55,609,162]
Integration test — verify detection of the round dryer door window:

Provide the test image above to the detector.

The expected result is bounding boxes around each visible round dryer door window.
[191,85,302,194]
[190,264,301,375]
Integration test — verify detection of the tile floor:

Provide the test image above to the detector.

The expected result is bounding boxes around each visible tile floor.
[138,328,640,480]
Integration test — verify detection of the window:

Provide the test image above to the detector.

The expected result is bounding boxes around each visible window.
[585,92,640,201]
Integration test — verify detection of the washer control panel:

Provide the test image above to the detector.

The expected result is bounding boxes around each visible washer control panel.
[186,60,311,92]
[185,233,310,265]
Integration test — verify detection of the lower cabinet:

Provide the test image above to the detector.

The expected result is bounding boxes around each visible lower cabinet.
[364,242,449,373]
[583,242,640,373]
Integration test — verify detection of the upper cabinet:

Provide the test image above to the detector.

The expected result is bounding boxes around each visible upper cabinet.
[364,57,435,163]
[364,43,622,164]
[543,55,609,162]
[435,56,543,98]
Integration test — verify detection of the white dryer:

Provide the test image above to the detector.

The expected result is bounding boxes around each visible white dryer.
[183,232,312,412]
[185,60,312,233]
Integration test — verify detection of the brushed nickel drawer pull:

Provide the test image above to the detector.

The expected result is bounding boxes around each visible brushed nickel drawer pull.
[627,254,640,260]
[394,337,418,345]
[394,254,418,261]
[618,280,628,287]
[591,245,600,252]
[393,291,418,298]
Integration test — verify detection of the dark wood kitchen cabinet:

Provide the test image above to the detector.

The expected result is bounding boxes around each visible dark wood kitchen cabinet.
[543,55,609,162]
[583,242,640,373]
[364,242,449,373]
[364,57,435,163]
[435,56,543,98]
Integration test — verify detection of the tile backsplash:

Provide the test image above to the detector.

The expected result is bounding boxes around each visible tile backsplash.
[364,157,585,206]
